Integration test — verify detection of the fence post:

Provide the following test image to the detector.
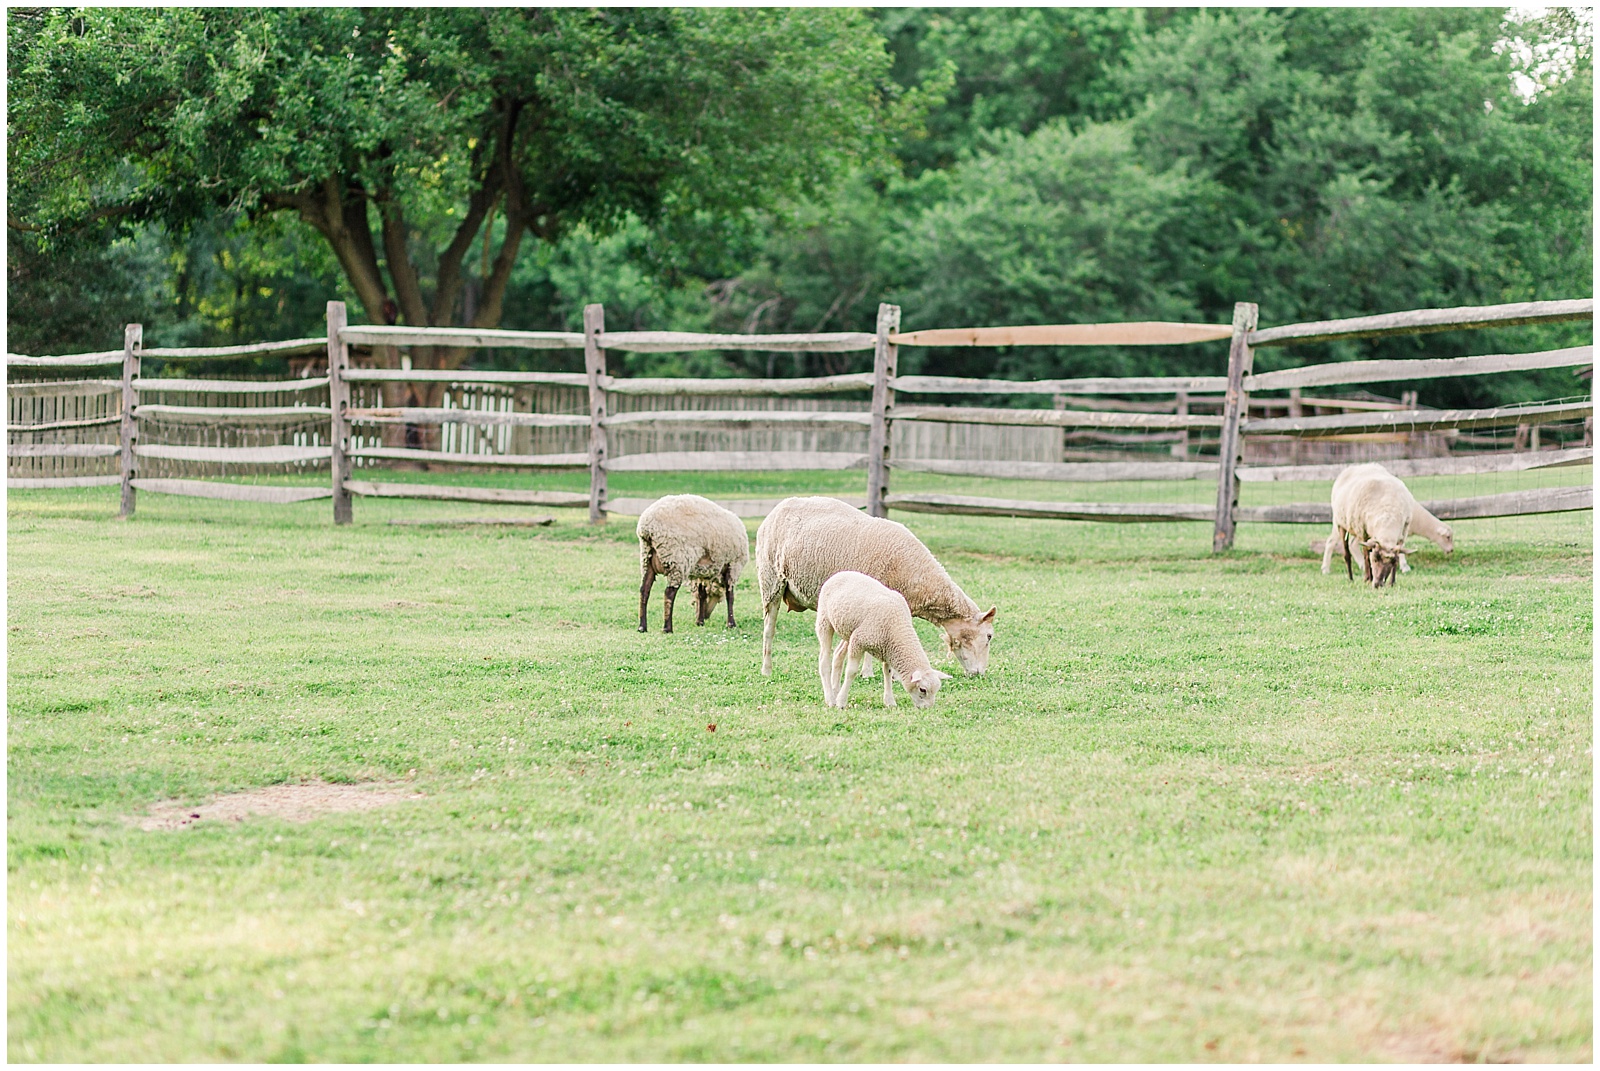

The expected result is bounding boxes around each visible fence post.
[584,304,608,524]
[1171,389,1190,459]
[1211,301,1259,553]
[866,302,900,518]
[117,323,141,518]
[327,301,353,524]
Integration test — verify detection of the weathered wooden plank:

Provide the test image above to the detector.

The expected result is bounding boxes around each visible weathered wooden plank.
[9,443,122,458]
[134,404,333,424]
[343,480,590,508]
[605,451,869,472]
[342,368,591,388]
[8,475,125,489]
[339,325,585,350]
[892,406,1222,430]
[1245,401,1590,437]
[11,414,122,431]
[884,493,1211,522]
[139,337,326,359]
[133,376,331,393]
[349,447,588,468]
[134,444,332,464]
[131,478,333,503]
[1248,300,1592,347]
[605,372,874,396]
[584,304,609,523]
[598,331,876,353]
[605,495,866,519]
[388,515,555,527]
[1244,346,1592,392]
[600,410,873,430]
[119,325,141,518]
[1238,447,1593,482]
[893,374,1227,395]
[1235,485,1593,524]
[6,379,121,397]
[889,322,1234,348]
[887,458,1220,482]
[345,407,587,428]
[867,303,901,518]
[6,350,124,367]
[328,301,353,524]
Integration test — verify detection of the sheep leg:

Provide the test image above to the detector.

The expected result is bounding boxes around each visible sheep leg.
[1399,552,1410,574]
[761,598,779,676]
[1321,525,1339,575]
[882,663,896,708]
[816,620,837,705]
[722,564,736,628]
[638,559,657,632]
[837,646,864,710]
[859,652,874,680]
[1341,531,1354,581]
[830,639,850,707]
[1356,542,1371,584]
[695,583,711,626]
[663,585,680,634]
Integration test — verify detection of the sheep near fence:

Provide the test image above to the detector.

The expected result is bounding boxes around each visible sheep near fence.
[7,297,1592,551]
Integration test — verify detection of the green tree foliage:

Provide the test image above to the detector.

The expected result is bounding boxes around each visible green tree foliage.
[9,7,897,368]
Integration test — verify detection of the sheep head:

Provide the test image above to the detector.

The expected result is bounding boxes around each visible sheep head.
[1436,523,1455,554]
[941,606,997,675]
[1362,539,1403,588]
[896,667,952,709]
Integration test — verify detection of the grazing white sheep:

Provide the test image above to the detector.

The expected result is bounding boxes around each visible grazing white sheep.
[1321,463,1412,588]
[755,496,996,677]
[636,494,750,633]
[1399,502,1454,574]
[815,571,950,709]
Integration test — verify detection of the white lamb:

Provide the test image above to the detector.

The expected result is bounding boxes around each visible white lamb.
[815,571,950,709]
[636,494,750,633]
[1399,502,1454,574]
[1321,463,1413,588]
[755,496,996,677]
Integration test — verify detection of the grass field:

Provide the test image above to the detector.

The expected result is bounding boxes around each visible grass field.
[7,470,1592,1061]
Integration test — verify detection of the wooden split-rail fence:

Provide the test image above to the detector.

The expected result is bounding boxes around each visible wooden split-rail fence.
[7,298,1593,551]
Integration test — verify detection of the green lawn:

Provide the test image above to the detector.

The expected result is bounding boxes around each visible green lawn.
[8,471,1592,1061]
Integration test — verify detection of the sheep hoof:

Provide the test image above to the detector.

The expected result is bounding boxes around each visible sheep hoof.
[725,619,736,629]
[637,624,648,633]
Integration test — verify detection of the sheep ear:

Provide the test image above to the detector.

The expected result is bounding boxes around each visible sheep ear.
[936,670,953,681]
[979,606,997,624]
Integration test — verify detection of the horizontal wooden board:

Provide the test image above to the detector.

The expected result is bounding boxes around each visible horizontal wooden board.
[892,405,1224,430]
[605,372,874,396]
[889,322,1234,348]
[604,495,867,518]
[140,338,325,360]
[1249,299,1592,347]
[8,474,124,489]
[599,331,876,354]
[893,374,1228,396]
[888,458,1220,482]
[883,493,1211,522]
[340,326,585,350]
[131,478,333,503]
[1236,485,1593,525]
[601,410,872,430]
[9,443,121,458]
[605,451,869,472]
[135,444,332,464]
[134,404,332,425]
[6,350,124,367]
[346,408,588,428]
[342,369,590,388]
[1237,447,1593,483]
[7,379,121,397]
[350,447,589,468]
[344,480,590,507]
[134,376,330,393]
[1244,346,1592,392]
[388,515,556,527]
[1244,401,1590,437]
[9,414,122,431]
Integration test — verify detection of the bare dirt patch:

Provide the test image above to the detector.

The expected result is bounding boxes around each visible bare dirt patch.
[135,780,423,831]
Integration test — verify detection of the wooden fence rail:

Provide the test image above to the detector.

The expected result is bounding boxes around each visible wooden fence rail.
[8,296,1592,542]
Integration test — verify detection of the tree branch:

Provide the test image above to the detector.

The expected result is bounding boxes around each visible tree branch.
[378,196,430,327]
[430,136,502,325]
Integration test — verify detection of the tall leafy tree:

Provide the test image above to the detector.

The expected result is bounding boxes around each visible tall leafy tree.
[9,7,898,369]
